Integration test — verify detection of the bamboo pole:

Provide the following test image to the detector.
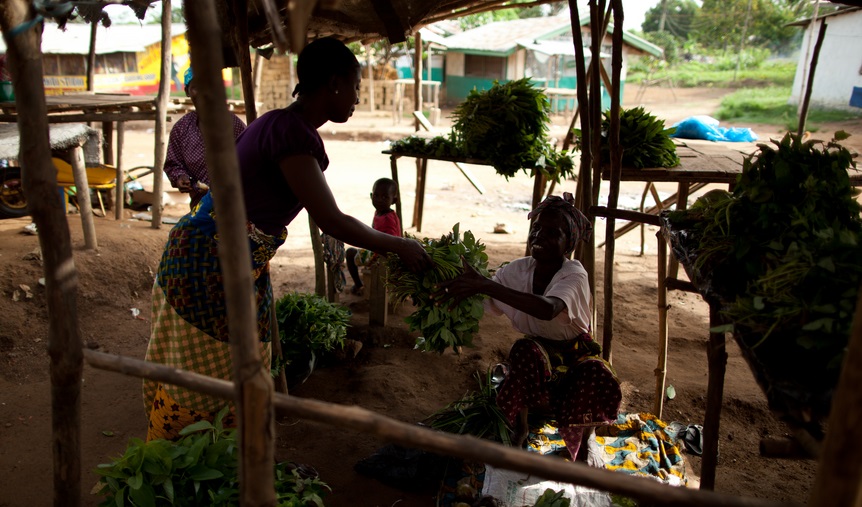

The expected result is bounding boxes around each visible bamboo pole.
[230,0,257,123]
[0,2,83,504]
[365,45,376,112]
[808,285,862,506]
[84,348,799,507]
[87,21,96,92]
[601,0,623,364]
[585,0,605,333]
[68,145,97,249]
[797,20,828,138]
[114,121,125,220]
[151,0,172,229]
[309,216,326,296]
[567,0,590,263]
[185,2,275,505]
[655,231,669,418]
[253,51,265,110]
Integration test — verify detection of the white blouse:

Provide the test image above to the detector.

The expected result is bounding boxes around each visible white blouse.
[485,257,591,340]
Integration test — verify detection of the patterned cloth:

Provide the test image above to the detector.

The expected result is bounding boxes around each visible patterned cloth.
[528,192,592,254]
[497,336,621,459]
[143,192,285,441]
[591,413,688,486]
[164,111,247,209]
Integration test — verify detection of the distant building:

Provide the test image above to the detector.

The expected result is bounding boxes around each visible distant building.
[0,22,228,95]
[436,14,662,107]
[789,7,862,111]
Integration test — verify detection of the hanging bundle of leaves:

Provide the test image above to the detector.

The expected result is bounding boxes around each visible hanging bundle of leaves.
[422,369,512,445]
[577,106,680,169]
[666,131,861,422]
[386,223,489,354]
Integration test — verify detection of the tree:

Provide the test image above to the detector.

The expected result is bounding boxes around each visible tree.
[692,0,801,53]
[642,0,699,39]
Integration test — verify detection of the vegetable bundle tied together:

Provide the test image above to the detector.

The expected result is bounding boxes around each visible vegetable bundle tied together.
[386,224,489,354]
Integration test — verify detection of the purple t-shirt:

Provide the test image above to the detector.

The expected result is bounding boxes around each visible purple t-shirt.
[236,107,329,236]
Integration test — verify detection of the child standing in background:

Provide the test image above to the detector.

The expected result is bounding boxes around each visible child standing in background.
[346,178,402,295]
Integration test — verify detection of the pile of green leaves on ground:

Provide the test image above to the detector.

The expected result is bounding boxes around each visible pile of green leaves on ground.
[386,223,488,353]
[533,489,571,507]
[666,131,861,419]
[423,369,511,445]
[94,408,330,506]
[388,79,576,184]
[576,106,679,169]
[272,292,350,376]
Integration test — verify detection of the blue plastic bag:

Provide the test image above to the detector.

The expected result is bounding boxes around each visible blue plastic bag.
[670,115,757,142]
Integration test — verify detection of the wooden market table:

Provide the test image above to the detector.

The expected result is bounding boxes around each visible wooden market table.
[383,150,548,233]
[0,93,160,220]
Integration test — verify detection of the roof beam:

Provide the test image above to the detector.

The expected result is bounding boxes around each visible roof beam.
[369,0,407,43]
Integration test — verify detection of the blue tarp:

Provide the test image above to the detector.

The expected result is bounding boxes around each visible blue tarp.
[670,115,758,143]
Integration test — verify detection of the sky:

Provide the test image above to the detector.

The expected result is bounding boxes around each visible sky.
[106,0,662,32]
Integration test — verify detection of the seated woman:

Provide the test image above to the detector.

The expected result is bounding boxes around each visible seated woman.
[433,193,621,460]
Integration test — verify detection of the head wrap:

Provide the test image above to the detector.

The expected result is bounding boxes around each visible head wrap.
[183,66,193,87]
[527,191,592,254]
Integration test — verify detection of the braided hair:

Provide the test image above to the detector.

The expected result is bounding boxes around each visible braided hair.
[292,37,360,98]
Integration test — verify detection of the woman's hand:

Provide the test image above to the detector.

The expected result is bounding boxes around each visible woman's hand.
[176,174,193,193]
[394,237,432,272]
[432,257,488,310]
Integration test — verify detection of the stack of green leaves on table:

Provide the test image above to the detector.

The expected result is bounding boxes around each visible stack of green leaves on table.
[576,106,680,169]
[666,131,861,421]
[388,79,576,184]
[94,408,330,506]
[386,223,489,354]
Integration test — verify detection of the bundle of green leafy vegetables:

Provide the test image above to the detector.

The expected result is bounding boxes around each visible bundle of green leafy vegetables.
[95,408,331,507]
[666,131,861,421]
[576,106,679,169]
[272,292,350,376]
[388,79,576,184]
[386,223,489,354]
[422,369,512,445]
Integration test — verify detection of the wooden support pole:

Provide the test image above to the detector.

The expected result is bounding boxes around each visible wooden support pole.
[230,0,257,123]
[369,261,388,327]
[114,122,125,220]
[0,2,83,504]
[84,348,800,507]
[390,155,403,228]
[601,0,624,364]
[655,231,669,419]
[87,21,96,92]
[151,0,172,229]
[808,285,862,506]
[365,44,376,112]
[309,216,326,297]
[101,121,113,165]
[567,0,591,266]
[586,0,605,335]
[185,1,275,505]
[797,20,828,139]
[701,303,728,490]
[69,146,97,249]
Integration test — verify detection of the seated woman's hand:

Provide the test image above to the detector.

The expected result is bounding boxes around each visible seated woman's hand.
[176,174,193,193]
[432,257,487,310]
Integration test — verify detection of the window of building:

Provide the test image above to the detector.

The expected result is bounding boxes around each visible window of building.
[464,54,505,79]
[59,55,85,75]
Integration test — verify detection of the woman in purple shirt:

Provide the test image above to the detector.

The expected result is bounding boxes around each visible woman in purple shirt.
[164,67,246,209]
[144,38,430,441]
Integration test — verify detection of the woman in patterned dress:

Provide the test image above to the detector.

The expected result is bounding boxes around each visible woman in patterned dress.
[433,193,621,460]
[144,38,431,441]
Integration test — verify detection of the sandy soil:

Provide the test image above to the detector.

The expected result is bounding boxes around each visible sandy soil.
[0,86,860,506]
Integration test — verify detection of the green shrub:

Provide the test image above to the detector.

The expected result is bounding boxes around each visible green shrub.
[273,292,350,376]
[94,408,331,506]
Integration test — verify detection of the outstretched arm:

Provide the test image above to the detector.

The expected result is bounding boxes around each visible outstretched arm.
[280,154,430,271]
[432,258,566,321]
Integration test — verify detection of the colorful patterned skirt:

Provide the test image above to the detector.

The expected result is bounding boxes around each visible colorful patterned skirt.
[143,192,286,441]
[496,335,621,458]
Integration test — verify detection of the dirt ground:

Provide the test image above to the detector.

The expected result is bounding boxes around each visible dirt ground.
[1,86,860,507]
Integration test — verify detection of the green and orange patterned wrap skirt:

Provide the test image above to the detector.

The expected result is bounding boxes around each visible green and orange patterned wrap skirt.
[144,193,286,441]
